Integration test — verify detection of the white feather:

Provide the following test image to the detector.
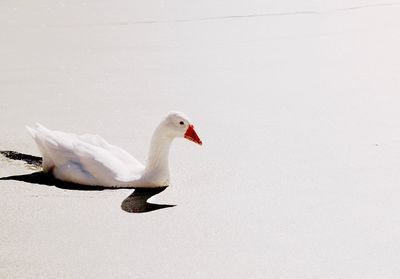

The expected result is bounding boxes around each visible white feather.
[26,112,201,188]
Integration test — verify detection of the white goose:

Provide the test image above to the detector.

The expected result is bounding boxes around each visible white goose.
[26,111,202,188]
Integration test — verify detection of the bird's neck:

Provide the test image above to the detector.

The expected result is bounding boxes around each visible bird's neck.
[143,125,173,185]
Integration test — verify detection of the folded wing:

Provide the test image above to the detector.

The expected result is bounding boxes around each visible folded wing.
[26,124,144,186]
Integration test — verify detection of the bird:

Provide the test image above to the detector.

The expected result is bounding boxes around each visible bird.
[26,111,202,188]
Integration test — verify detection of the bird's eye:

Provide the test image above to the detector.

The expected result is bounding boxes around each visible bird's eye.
[179,121,184,125]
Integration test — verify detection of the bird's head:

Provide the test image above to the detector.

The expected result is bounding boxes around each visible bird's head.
[161,111,202,145]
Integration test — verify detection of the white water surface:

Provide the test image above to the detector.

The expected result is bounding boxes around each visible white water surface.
[2,0,400,278]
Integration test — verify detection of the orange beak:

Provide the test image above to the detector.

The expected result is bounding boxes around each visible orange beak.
[184,125,202,145]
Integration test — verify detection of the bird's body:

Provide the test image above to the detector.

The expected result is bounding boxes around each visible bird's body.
[27,112,202,188]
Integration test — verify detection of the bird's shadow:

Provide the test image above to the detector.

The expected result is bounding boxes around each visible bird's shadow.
[0,151,175,213]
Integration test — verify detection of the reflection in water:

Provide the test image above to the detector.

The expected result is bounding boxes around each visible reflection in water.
[1,151,176,213]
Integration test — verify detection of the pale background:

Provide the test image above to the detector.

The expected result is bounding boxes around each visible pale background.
[1,0,400,278]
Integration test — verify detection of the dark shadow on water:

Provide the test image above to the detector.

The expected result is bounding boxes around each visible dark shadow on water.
[0,150,42,168]
[121,187,175,213]
[0,171,112,191]
[0,151,176,213]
